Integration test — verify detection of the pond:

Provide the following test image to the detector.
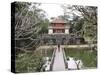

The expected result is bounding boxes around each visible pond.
[64,47,97,69]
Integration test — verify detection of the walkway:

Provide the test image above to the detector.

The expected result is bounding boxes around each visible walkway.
[52,47,65,71]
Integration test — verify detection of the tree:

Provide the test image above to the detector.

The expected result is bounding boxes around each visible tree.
[61,5,97,43]
[73,5,97,42]
[38,19,49,34]
[13,2,49,51]
[13,2,50,72]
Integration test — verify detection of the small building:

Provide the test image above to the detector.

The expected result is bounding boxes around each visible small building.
[48,18,70,34]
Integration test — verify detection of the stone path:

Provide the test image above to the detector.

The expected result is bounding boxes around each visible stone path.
[52,47,65,71]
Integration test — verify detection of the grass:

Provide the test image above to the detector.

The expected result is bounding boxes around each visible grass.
[64,47,97,68]
[15,48,54,73]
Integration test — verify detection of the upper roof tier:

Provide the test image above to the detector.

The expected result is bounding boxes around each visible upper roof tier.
[51,18,67,24]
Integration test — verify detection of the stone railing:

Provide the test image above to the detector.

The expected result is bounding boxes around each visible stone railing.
[50,49,56,71]
[62,48,67,69]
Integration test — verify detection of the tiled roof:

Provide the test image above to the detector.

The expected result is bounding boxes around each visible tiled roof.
[51,18,66,23]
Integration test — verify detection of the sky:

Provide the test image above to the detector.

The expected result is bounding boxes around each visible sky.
[39,3,64,19]
[38,3,82,20]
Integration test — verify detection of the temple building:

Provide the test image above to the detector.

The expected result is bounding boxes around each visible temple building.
[48,18,70,34]
[41,18,85,45]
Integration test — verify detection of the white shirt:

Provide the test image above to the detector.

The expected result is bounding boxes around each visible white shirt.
[67,58,77,69]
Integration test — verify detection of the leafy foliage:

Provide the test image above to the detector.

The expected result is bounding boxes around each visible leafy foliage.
[61,5,97,43]
[16,48,53,73]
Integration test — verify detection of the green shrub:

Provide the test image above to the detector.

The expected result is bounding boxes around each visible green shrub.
[15,48,54,73]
